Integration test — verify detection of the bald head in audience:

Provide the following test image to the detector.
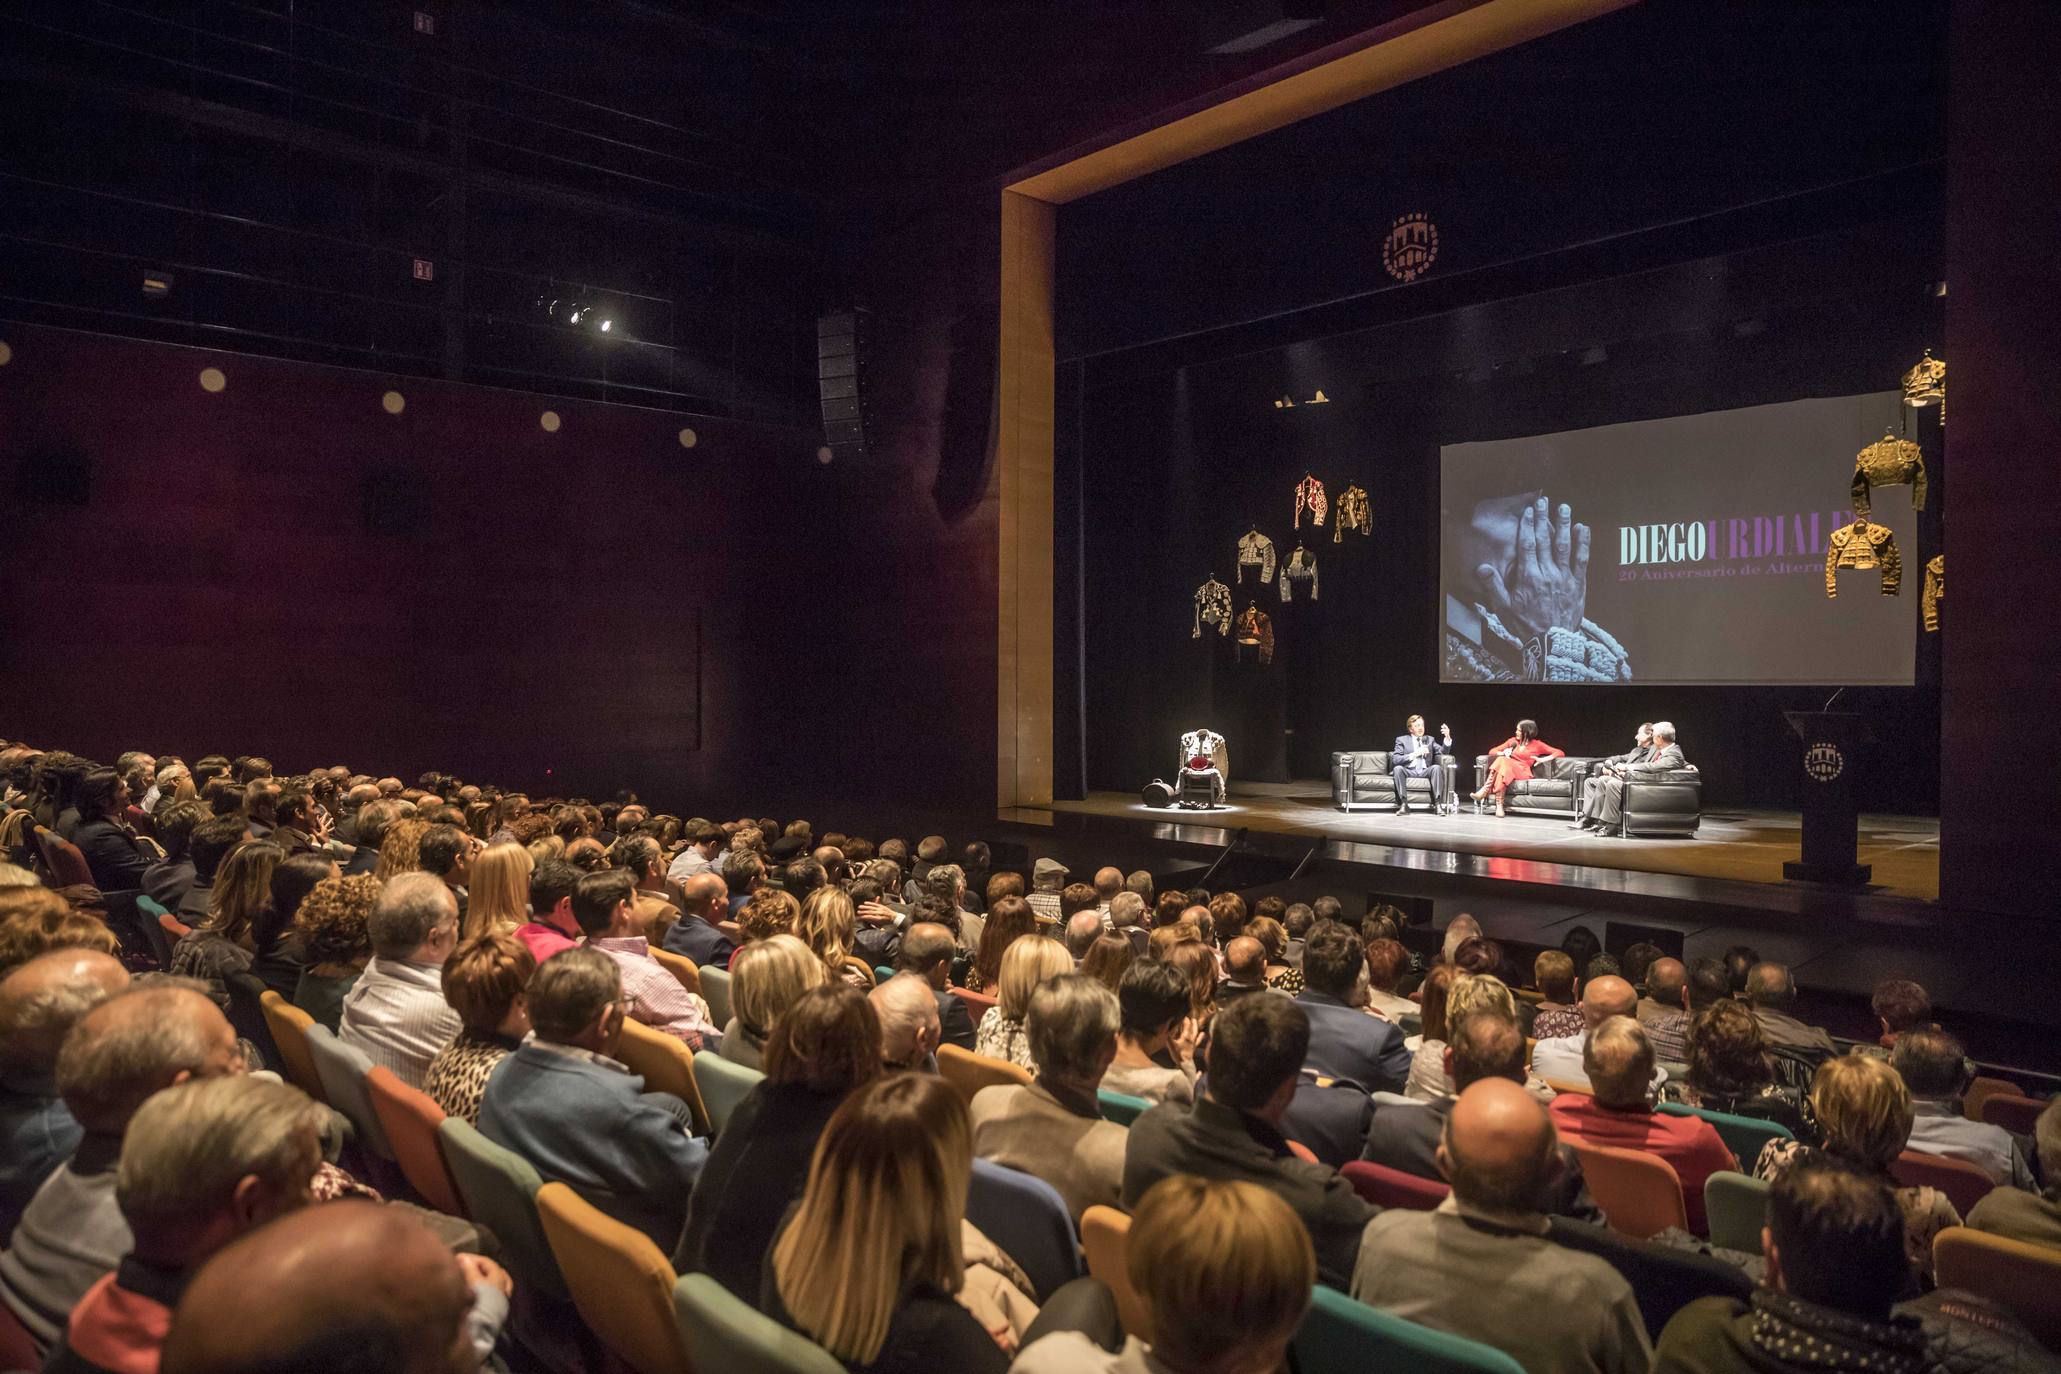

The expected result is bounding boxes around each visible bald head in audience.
[1644,957,1686,1006]
[1223,936,1267,988]
[1582,1015,1656,1111]
[678,871,728,922]
[1437,1078,1562,1216]
[59,984,244,1134]
[1579,974,1637,1029]
[160,1202,479,1374]
[869,973,940,1070]
[0,948,131,1081]
[1064,910,1104,960]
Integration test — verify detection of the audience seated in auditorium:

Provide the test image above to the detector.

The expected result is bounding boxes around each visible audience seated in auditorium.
[1124,991,1374,1288]
[1863,978,1936,1056]
[1064,910,1104,964]
[1362,936,1416,1022]
[1531,975,1666,1093]
[45,1076,325,1374]
[249,851,333,998]
[420,933,534,1126]
[1078,933,1134,995]
[339,871,463,1089]
[895,921,979,1051]
[1353,1079,1651,1374]
[1012,1176,1313,1374]
[0,950,129,1244]
[976,935,1073,1072]
[871,972,943,1072]
[1026,858,1067,926]
[1892,1027,2036,1189]
[1531,949,1585,1041]
[799,886,871,990]
[1966,1097,2061,1249]
[970,974,1128,1221]
[69,769,155,896]
[677,985,882,1301]
[765,1073,1011,1374]
[1297,919,1411,1094]
[454,840,526,942]
[1362,1001,1603,1223]
[1637,957,1691,1064]
[1744,963,1837,1063]
[173,814,249,923]
[169,839,281,1005]
[721,934,823,1070]
[476,946,706,1249]
[137,801,205,914]
[665,822,725,887]
[289,872,377,1032]
[1659,999,1807,1136]
[158,1200,507,1374]
[660,870,735,971]
[512,859,581,966]
[573,868,719,1050]
[1219,936,1269,1001]
[926,864,983,951]
[0,983,244,1352]
[1550,1016,1735,1235]
[1102,958,1199,1106]
[1403,964,1458,1102]
[1653,1160,1924,1374]
[966,895,1038,995]
[1754,1053,1960,1286]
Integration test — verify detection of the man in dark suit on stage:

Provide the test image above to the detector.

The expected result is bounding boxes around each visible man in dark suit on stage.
[1572,721,1685,833]
[1390,715,1453,816]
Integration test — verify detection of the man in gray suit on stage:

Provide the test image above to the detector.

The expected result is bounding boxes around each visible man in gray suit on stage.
[1390,714,1453,816]
[1573,721,1684,833]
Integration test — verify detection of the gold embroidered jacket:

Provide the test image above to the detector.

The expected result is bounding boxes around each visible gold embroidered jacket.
[1851,435,1927,514]
[1333,484,1371,542]
[1234,604,1275,664]
[1235,530,1277,585]
[1193,577,1232,637]
[1923,554,1943,632]
[1824,520,1901,598]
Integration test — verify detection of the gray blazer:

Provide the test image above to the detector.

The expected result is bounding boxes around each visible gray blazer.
[1625,742,1686,777]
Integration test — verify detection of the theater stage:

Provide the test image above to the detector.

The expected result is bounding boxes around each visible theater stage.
[1036,780,1940,903]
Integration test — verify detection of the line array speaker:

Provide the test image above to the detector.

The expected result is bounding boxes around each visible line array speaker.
[817,309,870,463]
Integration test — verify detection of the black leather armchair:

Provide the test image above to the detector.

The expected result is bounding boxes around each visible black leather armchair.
[1618,770,1702,837]
[1331,750,1459,813]
[1469,755,1600,818]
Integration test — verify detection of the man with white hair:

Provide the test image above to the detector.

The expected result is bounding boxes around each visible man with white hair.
[1573,721,1685,833]
[869,974,941,1072]
[0,950,130,1243]
[339,872,463,1088]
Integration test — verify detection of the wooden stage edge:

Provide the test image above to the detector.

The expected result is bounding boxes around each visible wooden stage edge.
[1024,783,1940,907]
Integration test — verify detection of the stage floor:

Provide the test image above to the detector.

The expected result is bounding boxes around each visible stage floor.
[1041,780,1940,902]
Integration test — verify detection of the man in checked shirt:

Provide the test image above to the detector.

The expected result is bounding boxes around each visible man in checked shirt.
[572,869,722,1051]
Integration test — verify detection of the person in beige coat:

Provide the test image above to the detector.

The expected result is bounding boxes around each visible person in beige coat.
[968,973,1128,1222]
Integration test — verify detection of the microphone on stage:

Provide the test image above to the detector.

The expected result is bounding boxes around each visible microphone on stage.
[1822,686,1846,712]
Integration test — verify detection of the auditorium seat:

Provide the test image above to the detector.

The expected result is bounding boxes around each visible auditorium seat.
[224,970,282,1073]
[1568,1141,1687,1239]
[699,966,731,1029]
[536,1182,693,1374]
[937,1044,1032,1106]
[1467,755,1600,820]
[364,1066,464,1217]
[1330,751,1460,814]
[136,894,178,968]
[1292,1285,1525,1374]
[1933,1228,2061,1349]
[692,1051,763,1138]
[305,1024,396,1164]
[439,1118,568,1301]
[1656,1101,1792,1165]
[1547,1217,1755,1338]
[1701,1171,1770,1253]
[648,947,700,996]
[613,1019,711,1136]
[954,986,998,1016]
[257,990,328,1104]
[1080,1206,1152,1343]
[33,824,93,888]
[1978,1092,2047,1135]
[672,1273,843,1374]
[1341,1159,1450,1211]
[1096,1088,1151,1126]
[966,1159,1083,1301]
[1890,1149,1993,1216]
[1962,1074,2022,1124]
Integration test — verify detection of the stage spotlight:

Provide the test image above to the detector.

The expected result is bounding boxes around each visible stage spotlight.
[568,306,587,325]
[141,272,174,298]
[599,319,612,333]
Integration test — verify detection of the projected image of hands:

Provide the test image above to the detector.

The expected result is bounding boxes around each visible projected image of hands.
[1445,490,1631,684]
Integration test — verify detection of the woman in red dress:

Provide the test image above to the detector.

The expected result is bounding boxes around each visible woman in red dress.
[1470,719,1564,817]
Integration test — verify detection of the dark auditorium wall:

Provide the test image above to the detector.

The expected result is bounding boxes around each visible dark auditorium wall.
[0,321,999,811]
[1055,0,1949,816]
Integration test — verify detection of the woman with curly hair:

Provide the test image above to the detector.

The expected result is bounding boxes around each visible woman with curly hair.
[0,888,119,977]
[1249,915,1301,994]
[292,873,379,1031]
[374,818,429,880]
[798,886,870,988]
[171,839,284,1004]
[738,888,801,945]
[962,895,1037,994]
[1664,998,1806,1135]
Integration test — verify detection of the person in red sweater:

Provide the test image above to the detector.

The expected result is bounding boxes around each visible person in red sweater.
[1549,1016,1736,1236]
[1469,720,1565,818]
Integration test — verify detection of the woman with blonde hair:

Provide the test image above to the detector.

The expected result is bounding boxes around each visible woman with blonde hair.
[798,886,870,988]
[462,841,532,940]
[973,935,1071,1071]
[375,818,429,879]
[722,934,824,1070]
[766,1073,1005,1373]
[170,838,284,1002]
[1754,1052,1959,1284]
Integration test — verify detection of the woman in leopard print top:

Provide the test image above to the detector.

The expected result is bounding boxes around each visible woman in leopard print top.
[420,932,534,1125]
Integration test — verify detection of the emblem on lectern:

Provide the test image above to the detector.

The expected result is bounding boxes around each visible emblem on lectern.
[1803,744,1844,783]
[1382,213,1439,283]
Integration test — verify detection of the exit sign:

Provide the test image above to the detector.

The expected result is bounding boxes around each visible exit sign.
[412,258,434,282]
